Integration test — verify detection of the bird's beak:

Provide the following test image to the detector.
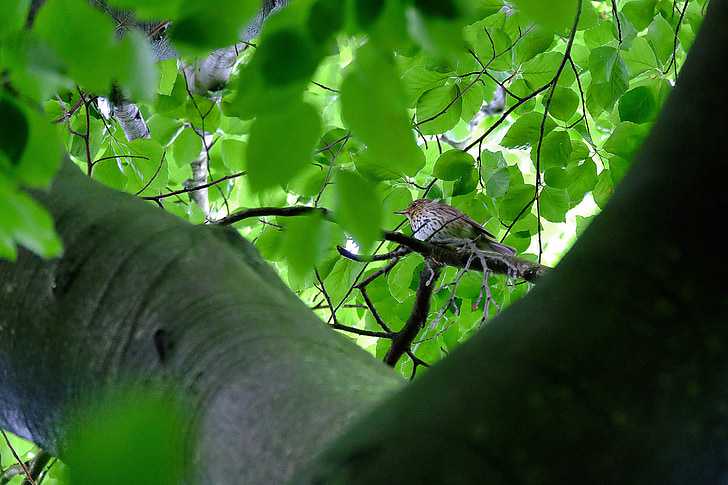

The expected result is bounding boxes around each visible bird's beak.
[394,210,408,215]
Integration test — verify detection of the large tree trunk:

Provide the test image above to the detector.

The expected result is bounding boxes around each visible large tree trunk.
[2,2,727,485]
[0,160,401,484]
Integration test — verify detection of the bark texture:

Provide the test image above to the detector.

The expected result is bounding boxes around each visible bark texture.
[293,3,728,483]
[0,161,401,484]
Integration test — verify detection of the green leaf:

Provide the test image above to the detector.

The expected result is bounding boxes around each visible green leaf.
[537,130,572,170]
[172,129,201,168]
[341,45,424,178]
[381,187,413,228]
[416,84,462,135]
[281,213,329,278]
[510,0,578,32]
[0,188,63,258]
[324,259,357,306]
[540,186,570,222]
[400,64,448,107]
[647,14,674,65]
[221,139,247,172]
[603,121,650,159]
[0,0,30,38]
[498,183,535,223]
[34,0,117,92]
[307,0,346,44]
[485,167,510,198]
[247,100,322,191]
[460,82,485,122]
[522,52,576,89]
[185,96,221,132]
[452,169,477,196]
[106,0,181,19]
[66,389,186,485]
[12,104,63,188]
[147,115,182,147]
[115,30,158,102]
[353,0,386,29]
[566,159,598,205]
[593,170,614,209]
[501,112,556,149]
[170,0,258,53]
[622,0,657,31]
[433,150,475,180]
[584,20,616,49]
[515,27,554,63]
[259,29,319,86]
[334,171,382,252]
[618,86,656,123]
[549,87,579,122]
[388,254,423,303]
[589,46,629,110]
[0,95,29,165]
[623,36,659,76]
[256,228,284,262]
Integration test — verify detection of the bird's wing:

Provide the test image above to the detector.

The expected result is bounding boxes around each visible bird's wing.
[461,214,498,240]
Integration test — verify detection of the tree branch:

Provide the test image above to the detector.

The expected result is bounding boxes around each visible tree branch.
[383,232,548,283]
[384,263,441,366]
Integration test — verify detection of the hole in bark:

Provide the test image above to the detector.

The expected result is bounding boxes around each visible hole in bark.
[153,329,173,364]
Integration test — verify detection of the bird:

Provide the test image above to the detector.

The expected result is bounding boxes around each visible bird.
[396,199,516,256]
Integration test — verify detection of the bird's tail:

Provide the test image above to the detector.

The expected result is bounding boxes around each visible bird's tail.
[478,238,517,256]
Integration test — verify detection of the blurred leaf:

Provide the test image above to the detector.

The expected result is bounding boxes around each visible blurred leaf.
[0,0,30,38]
[334,171,382,252]
[353,0,387,29]
[247,100,322,191]
[172,128,201,168]
[382,187,413,228]
[282,213,329,278]
[593,170,614,209]
[34,0,117,92]
[341,45,424,178]
[221,139,247,171]
[106,0,181,19]
[170,0,258,53]
[66,388,187,485]
[510,0,578,32]
[259,29,319,86]
[0,187,63,259]
[0,95,29,165]
[308,0,345,44]
[115,30,158,102]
